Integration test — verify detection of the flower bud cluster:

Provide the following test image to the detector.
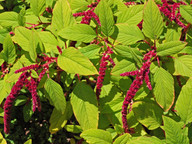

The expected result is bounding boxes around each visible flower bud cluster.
[15,64,40,73]
[3,54,56,134]
[73,10,101,26]
[158,0,186,28]
[4,72,30,134]
[124,2,136,6]
[121,50,156,133]
[96,47,115,100]
[25,78,41,112]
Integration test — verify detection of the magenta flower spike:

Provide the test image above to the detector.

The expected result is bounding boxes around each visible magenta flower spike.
[121,50,156,133]
[4,72,30,134]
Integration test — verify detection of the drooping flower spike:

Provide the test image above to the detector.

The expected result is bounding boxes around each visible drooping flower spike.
[121,49,156,133]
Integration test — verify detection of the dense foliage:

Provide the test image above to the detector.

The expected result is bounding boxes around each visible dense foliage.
[0,0,192,143]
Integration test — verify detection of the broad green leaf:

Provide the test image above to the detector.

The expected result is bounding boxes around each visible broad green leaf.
[180,5,192,24]
[58,24,97,43]
[117,5,144,25]
[0,132,7,144]
[2,34,16,64]
[116,24,144,45]
[163,116,189,144]
[156,41,187,56]
[51,0,75,33]
[30,0,46,17]
[29,31,38,62]
[14,27,32,51]
[165,27,182,42]
[0,29,8,44]
[38,31,59,54]
[71,82,98,130]
[114,45,143,59]
[154,67,174,111]
[64,125,82,133]
[81,129,113,144]
[96,0,114,36]
[174,55,192,77]
[0,80,10,104]
[0,12,18,27]
[49,102,72,134]
[57,47,98,75]
[111,59,137,76]
[24,139,32,144]
[44,78,66,114]
[18,6,26,26]
[143,0,164,39]
[127,136,163,144]
[79,44,101,59]
[68,0,89,11]
[14,95,27,106]
[23,102,33,122]
[175,79,192,124]
[113,133,131,144]
[132,101,163,130]
[101,97,124,113]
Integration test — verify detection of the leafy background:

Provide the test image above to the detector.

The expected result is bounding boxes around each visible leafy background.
[0,0,192,144]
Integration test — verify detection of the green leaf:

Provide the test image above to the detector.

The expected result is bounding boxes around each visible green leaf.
[0,29,8,44]
[58,24,97,43]
[0,80,10,104]
[180,5,192,24]
[165,27,182,42]
[101,97,124,113]
[156,41,187,56]
[163,116,189,144]
[96,0,114,36]
[29,31,38,62]
[174,55,192,77]
[24,139,32,144]
[0,132,7,144]
[49,102,72,134]
[64,125,82,133]
[57,47,98,75]
[113,133,131,144]
[23,102,33,122]
[111,59,137,76]
[142,0,164,39]
[51,0,75,33]
[79,44,101,59]
[2,34,16,64]
[31,69,39,78]
[116,24,144,45]
[132,101,163,130]
[127,136,163,144]
[38,31,59,54]
[71,82,98,130]
[14,27,32,51]
[30,0,46,17]
[175,79,192,124]
[80,129,113,144]
[18,6,26,26]
[0,12,18,27]
[154,67,174,111]
[44,78,66,114]
[117,5,144,25]
[114,45,143,59]
[14,95,27,106]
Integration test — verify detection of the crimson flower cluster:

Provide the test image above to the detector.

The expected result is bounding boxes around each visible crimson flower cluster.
[73,10,101,26]
[121,49,156,133]
[158,0,186,28]
[4,72,31,134]
[3,54,57,134]
[96,46,115,100]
